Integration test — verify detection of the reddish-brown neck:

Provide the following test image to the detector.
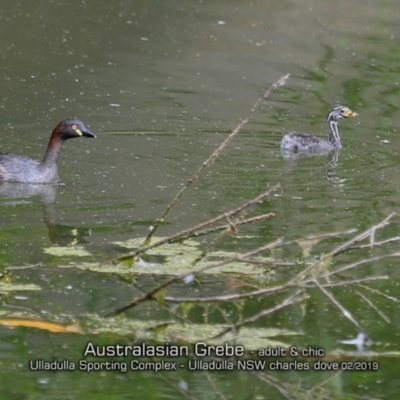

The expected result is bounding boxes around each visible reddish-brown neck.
[42,127,65,165]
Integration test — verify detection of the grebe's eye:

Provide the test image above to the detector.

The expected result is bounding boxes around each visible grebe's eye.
[72,124,77,130]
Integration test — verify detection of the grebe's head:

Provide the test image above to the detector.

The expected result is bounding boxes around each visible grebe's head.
[327,105,358,122]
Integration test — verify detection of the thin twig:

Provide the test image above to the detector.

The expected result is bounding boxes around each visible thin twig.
[143,74,290,245]
[192,214,277,265]
[178,213,275,241]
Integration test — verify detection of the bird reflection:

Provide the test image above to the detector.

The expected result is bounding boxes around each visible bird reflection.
[281,150,344,186]
[0,182,91,245]
[323,151,344,186]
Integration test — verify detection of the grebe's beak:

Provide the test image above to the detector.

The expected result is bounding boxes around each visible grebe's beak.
[79,128,96,138]
[344,110,358,118]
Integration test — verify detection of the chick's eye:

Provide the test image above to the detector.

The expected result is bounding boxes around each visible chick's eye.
[72,124,77,130]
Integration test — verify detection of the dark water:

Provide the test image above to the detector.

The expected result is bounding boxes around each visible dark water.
[1,0,400,398]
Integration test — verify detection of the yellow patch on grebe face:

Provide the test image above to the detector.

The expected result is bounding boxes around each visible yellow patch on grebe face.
[72,124,83,136]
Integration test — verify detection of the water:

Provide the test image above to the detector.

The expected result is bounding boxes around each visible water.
[0,0,400,398]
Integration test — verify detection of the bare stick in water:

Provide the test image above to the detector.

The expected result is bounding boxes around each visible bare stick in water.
[143,74,290,245]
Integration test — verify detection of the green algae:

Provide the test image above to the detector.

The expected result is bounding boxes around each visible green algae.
[49,237,277,278]
[44,246,91,257]
[0,283,41,292]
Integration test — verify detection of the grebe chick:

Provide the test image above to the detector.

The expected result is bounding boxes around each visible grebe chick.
[0,119,96,183]
[280,105,358,152]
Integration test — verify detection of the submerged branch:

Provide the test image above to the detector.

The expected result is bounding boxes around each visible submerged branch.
[163,276,388,304]
[319,252,400,279]
[348,235,400,251]
[106,217,400,314]
[105,238,283,317]
[287,212,396,286]
[355,290,390,324]
[358,284,400,303]
[313,279,371,341]
[211,289,304,339]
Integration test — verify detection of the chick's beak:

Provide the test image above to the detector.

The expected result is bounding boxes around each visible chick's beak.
[345,110,358,118]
